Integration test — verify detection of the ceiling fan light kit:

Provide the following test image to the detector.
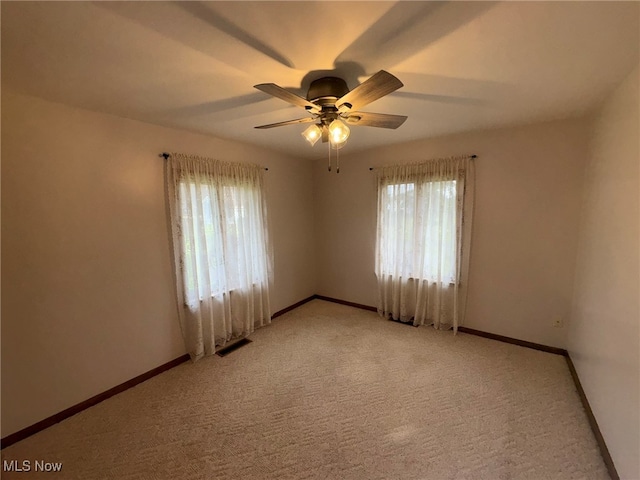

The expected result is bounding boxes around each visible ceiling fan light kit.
[328,119,350,145]
[254,70,407,171]
[301,124,322,146]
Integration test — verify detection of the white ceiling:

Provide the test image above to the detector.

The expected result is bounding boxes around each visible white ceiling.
[2,1,638,160]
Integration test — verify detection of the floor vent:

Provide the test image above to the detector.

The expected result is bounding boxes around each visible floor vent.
[216,338,252,357]
[389,318,418,327]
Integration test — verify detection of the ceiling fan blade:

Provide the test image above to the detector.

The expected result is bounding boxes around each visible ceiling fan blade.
[336,70,403,111]
[254,117,317,129]
[345,112,407,129]
[254,83,321,113]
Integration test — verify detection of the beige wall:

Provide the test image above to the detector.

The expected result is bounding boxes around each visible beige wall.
[567,67,639,479]
[313,118,589,348]
[1,91,316,437]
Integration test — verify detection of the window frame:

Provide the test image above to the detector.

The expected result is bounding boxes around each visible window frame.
[377,177,458,284]
[177,179,266,303]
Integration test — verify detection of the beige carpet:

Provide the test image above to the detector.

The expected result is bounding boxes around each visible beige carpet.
[2,300,609,479]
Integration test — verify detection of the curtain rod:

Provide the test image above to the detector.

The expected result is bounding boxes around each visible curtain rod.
[159,153,268,171]
[369,154,477,171]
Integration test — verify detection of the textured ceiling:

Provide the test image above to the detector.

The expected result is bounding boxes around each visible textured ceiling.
[2,1,638,159]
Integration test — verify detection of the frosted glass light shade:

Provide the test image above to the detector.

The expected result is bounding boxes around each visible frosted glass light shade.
[331,139,346,150]
[301,124,322,146]
[329,119,350,146]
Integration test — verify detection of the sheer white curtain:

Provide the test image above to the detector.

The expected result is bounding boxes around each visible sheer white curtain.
[375,156,475,331]
[166,153,272,360]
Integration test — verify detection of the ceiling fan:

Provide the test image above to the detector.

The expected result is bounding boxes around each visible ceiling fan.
[253,70,407,148]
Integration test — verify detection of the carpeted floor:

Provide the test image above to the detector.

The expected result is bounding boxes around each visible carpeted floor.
[2,300,609,479]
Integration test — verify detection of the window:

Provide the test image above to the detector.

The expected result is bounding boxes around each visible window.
[167,154,272,359]
[177,180,268,307]
[374,157,474,329]
[377,179,457,284]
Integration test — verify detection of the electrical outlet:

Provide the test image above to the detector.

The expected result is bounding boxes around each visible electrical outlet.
[553,317,563,328]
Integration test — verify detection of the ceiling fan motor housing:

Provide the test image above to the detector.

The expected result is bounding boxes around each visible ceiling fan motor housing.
[307,77,350,105]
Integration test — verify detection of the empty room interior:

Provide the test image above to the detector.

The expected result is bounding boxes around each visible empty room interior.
[1,1,639,479]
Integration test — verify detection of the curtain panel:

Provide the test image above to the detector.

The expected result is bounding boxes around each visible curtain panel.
[166,153,272,360]
[374,156,475,332]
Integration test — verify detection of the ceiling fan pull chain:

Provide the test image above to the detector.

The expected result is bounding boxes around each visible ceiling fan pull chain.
[336,146,340,174]
[328,140,332,172]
